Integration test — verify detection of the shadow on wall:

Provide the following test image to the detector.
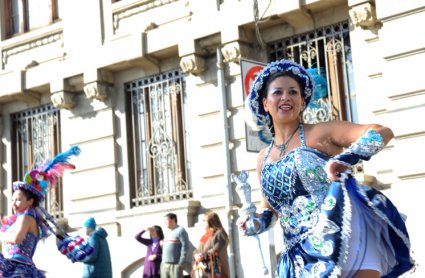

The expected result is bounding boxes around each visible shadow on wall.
[183,240,196,276]
[121,257,144,278]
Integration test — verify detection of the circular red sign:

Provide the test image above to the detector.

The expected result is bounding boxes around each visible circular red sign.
[244,65,264,96]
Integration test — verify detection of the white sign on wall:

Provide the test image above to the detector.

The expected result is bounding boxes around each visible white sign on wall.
[240,59,270,153]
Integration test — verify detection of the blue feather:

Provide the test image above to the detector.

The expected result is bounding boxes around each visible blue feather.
[44,145,81,172]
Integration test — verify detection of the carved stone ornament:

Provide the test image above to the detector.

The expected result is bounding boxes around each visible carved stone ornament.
[221,41,251,64]
[113,0,178,33]
[2,33,62,66]
[179,54,206,75]
[51,91,76,109]
[83,81,111,100]
[349,2,380,29]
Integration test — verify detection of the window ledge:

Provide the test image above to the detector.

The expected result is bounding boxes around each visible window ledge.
[1,21,63,50]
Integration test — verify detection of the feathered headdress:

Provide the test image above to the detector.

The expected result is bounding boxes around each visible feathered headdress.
[12,145,81,203]
[4,145,94,262]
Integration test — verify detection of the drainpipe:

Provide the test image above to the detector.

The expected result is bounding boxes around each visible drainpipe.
[216,48,236,278]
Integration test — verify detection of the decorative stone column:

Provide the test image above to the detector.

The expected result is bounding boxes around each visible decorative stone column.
[83,82,111,100]
[349,1,381,29]
[186,200,201,227]
[221,41,252,64]
[179,54,206,75]
[83,69,113,100]
[50,77,77,109]
[51,91,76,109]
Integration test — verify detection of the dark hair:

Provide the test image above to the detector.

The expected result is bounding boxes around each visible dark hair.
[261,71,305,100]
[205,211,228,239]
[165,213,177,223]
[261,71,306,135]
[16,188,40,207]
[153,225,165,240]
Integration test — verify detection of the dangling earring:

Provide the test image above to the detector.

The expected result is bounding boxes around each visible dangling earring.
[265,114,271,126]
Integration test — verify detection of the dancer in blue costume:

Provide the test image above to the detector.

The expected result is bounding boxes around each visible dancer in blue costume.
[0,189,48,277]
[239,60,414,278]
[0,146,93,277]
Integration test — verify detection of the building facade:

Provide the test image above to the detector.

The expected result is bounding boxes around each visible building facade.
[0,0,423,277]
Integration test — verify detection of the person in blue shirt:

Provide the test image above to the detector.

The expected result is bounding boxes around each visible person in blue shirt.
[83,217,112,278]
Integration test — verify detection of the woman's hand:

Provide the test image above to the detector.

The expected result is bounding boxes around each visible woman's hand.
[148,254,156,261]
[237,214,250,236]
[325,160,351,181]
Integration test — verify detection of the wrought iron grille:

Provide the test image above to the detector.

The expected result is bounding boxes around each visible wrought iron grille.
[268,21,357,123]
[126,70,192,207]
[11,104,63,218]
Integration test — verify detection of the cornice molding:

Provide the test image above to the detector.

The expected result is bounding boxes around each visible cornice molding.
[2,33,63,66]
[112,0,179,32]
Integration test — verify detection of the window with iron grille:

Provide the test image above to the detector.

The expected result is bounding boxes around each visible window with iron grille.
[268,21,358,124]
[126,70,192,207]
[11,103,63,218]
[3,0,61,38]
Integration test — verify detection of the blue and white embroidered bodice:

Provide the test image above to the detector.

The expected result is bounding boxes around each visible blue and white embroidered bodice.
[261,125,337,250]
[260,124,413,277]
[262,125,332,214]
[4,208,40,265]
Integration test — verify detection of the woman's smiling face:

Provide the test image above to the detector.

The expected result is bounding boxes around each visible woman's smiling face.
[12,189,34,213]
[263,75,304,123]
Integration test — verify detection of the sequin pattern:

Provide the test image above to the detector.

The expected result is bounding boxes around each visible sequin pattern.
[5,210,39,264]
[261,127,339,255]
[1,207,45,277]
[261,125,414,277]
[261,125,343,277]
[262,153,296,210]
[349,129,384,159]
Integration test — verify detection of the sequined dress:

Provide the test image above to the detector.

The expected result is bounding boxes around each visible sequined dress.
[0,207,46,277]
[261,124,414,278]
